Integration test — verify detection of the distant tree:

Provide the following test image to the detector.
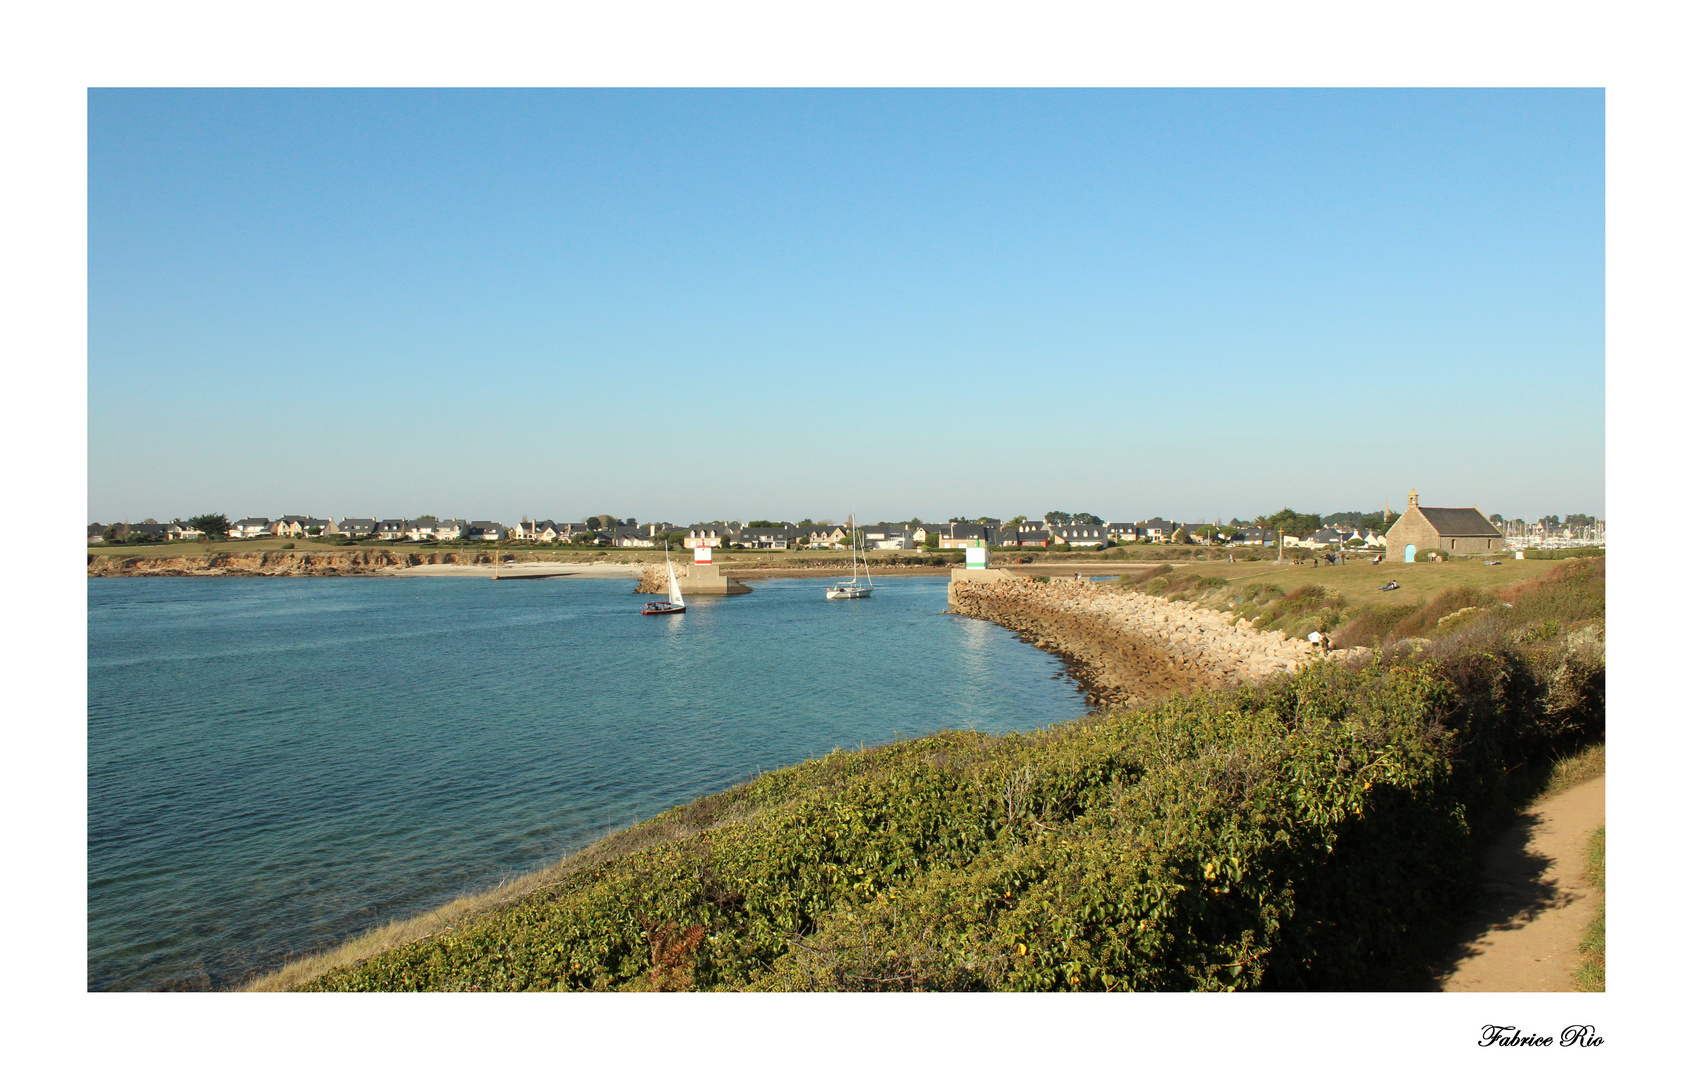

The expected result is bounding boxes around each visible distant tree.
[1072,512,1103,526]
[1566,513,1597,528]
[188,513,229,539]
[569,531,598,545]
[1262,508,1321,539]
[1171,527,1192,544]
[746,520,780,528]
[1044,510,1073,525]
[414,515,438,522]
[1344,537,1366,548]
[1488,513,1506,525]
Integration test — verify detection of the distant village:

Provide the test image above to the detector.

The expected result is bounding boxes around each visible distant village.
[89,495,1605,555]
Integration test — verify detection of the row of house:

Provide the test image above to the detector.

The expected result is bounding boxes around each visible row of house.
[87,513,1386,550]
[95,499,1528,557]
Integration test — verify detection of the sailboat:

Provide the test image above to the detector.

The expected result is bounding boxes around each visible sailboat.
[642,544,687,615]
[825,514,873,599]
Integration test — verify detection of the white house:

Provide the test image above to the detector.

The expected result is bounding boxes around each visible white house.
[859,524,912,550]
[1049,525,1106,548]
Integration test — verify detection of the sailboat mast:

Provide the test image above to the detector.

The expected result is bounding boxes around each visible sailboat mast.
[851,513,860,581]
[863,518,872,586]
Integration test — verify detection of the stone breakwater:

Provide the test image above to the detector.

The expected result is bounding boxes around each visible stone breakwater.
[633,562,752,595]
[87,550,500,577]
[948,577,1321,709]
[635,563,689,594]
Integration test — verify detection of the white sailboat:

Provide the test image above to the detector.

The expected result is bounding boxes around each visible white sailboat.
[642,544,687,615]
[825,514,873,600]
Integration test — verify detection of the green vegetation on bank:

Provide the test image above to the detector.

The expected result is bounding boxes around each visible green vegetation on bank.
[1576,825,1605,992]
[1523,546,1607,560]
[291,563,1603,992]
[1116,558,1604,652]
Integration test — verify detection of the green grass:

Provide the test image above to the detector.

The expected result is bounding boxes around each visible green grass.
[1576,825,1605,992]
[1113,558,1604,654]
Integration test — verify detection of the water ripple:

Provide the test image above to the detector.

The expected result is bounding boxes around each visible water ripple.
[87,575,1083,990]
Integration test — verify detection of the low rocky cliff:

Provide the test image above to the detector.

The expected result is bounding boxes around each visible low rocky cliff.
[87,550,498,577]
[949,577,1320,708]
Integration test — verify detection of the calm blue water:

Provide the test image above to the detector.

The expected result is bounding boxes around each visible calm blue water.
[87,575,1085,990]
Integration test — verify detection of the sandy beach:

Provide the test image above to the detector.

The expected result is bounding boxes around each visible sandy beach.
[383,562,645,579]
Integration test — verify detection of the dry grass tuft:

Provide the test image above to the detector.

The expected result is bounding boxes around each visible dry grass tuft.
[1540,743,1606,800]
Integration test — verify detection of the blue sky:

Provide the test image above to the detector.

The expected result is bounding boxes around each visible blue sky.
[88,89,1603,525]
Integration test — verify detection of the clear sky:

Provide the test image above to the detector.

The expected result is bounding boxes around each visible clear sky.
[88,88,1603,526]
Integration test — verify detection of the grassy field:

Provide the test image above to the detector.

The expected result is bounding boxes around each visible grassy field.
[1169,555,1555,611]
[1111,555,1604,650]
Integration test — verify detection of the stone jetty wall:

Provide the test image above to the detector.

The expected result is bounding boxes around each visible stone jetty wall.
[949,576,1320,709]
[634,562,751,595]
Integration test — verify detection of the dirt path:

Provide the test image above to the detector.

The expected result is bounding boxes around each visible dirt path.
[1437,774,1605,991]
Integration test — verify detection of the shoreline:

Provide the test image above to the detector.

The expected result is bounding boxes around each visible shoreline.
[225,562,1600,992]
[87,547,1181,581]
[947,575,1328,710]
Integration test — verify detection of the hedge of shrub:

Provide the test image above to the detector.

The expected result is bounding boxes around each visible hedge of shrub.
[1524,546,1606,560]
[302,596,1603,992]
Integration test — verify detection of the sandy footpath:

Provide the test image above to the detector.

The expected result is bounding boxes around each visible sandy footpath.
[1438,775,1605,992]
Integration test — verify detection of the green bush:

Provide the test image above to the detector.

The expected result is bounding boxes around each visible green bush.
[1524,547,1605,560]
[1329,604,1417,649]
[1388,586,1492,641]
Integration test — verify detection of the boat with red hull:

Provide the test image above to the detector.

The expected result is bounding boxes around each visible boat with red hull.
[643,545,687,615]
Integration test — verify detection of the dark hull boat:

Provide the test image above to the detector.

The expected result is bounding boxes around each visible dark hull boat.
[642,601,685,615]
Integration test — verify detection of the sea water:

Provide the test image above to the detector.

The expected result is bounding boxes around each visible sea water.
[87,575,1085,990]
